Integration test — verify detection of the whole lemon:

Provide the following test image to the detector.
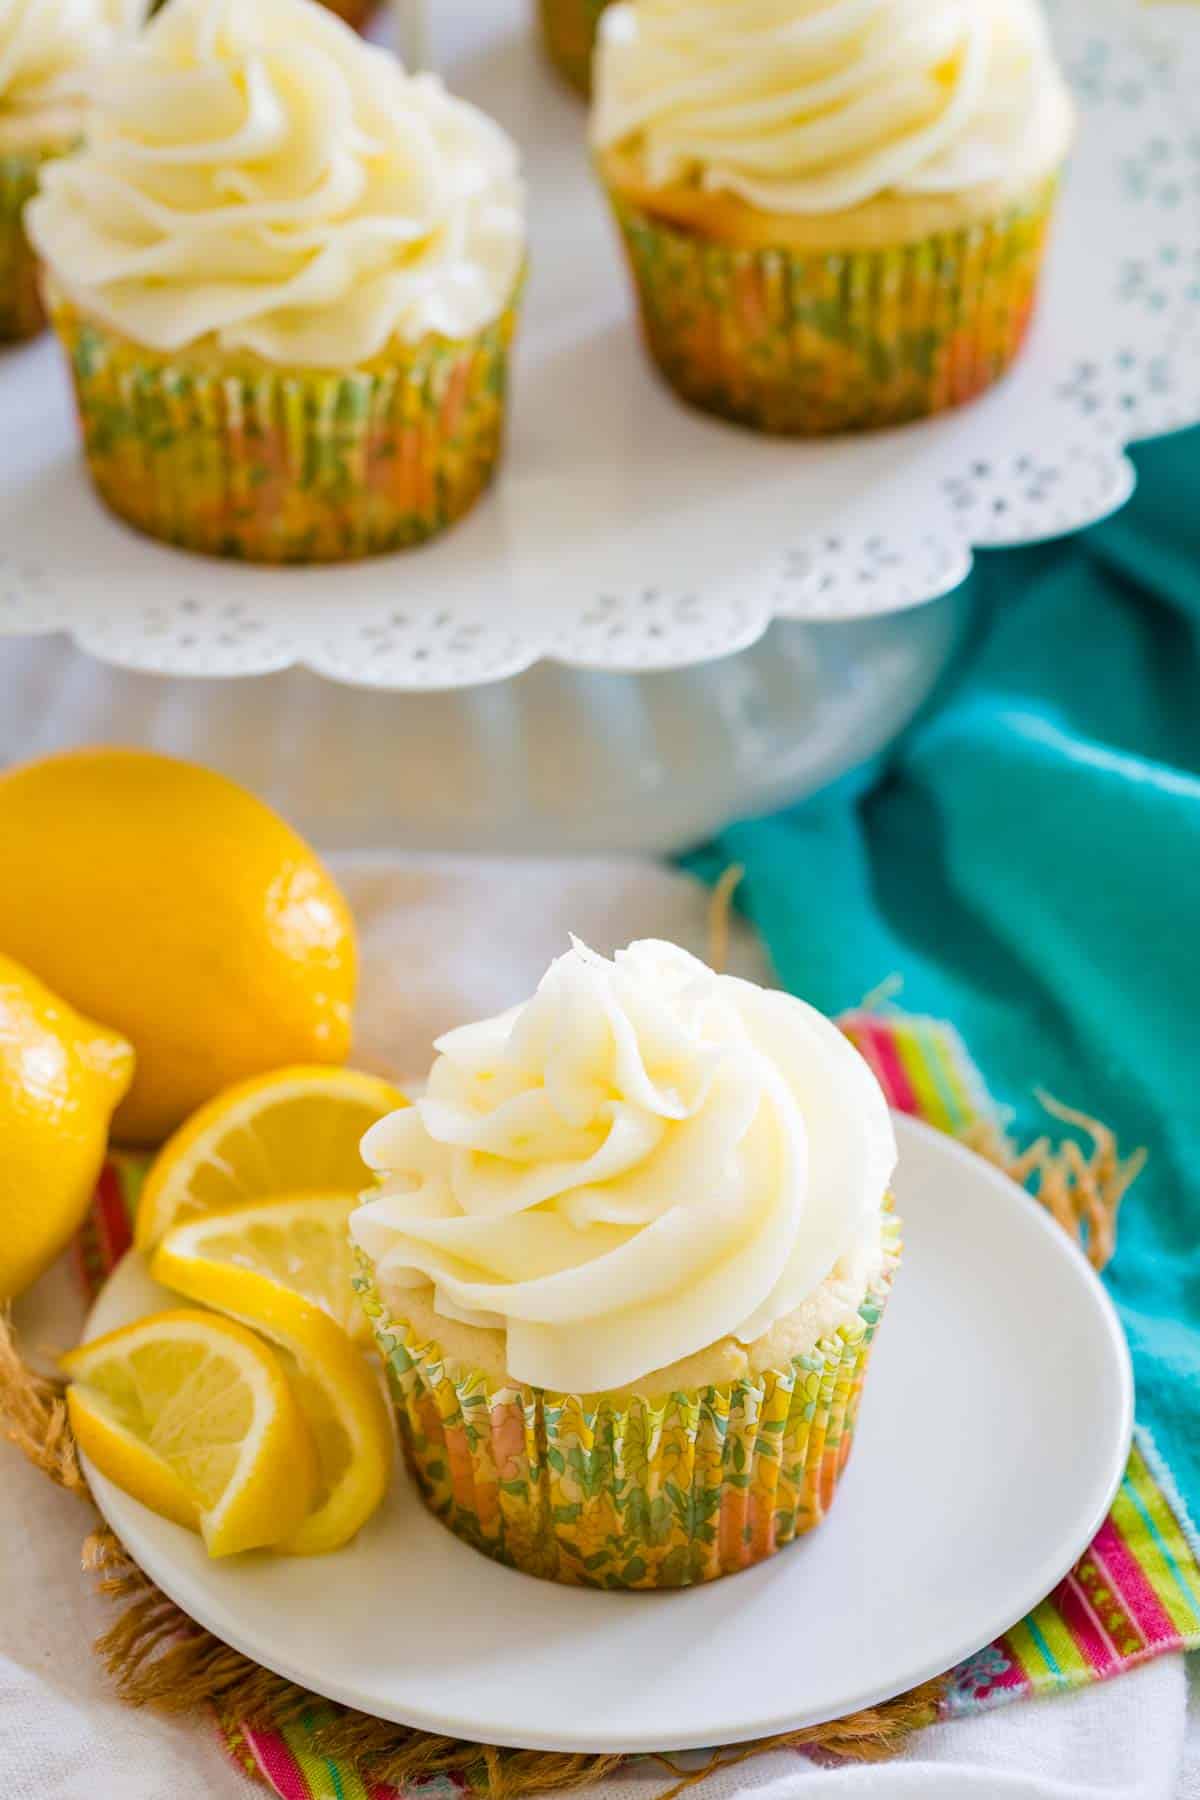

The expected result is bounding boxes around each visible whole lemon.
[0,749,357,1145]
[0,954,134,1299]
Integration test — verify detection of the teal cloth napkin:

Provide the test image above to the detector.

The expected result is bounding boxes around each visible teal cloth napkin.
[688,426,1200,1521]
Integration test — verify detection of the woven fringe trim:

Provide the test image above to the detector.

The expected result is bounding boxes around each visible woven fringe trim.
[0,1312,85,1495]
[960,1093,1145,1272]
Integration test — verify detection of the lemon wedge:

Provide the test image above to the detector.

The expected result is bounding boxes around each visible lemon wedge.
[135,1066,407,1251]
[151,1192,368,1344]
[150,1200,395,1554]
[265,1311,393,1556]
[63,1311,318,1558]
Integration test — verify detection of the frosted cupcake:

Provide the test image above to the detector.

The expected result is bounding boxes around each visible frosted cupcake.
[352,938,899,1589]
[0,0,144,341]
[537,0,614,96]
[592,0,1074,435]
[26,0,526,564]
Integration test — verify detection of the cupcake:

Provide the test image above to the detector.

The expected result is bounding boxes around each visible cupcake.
[591,0,1075,435]
[26,0,526,564]
[351,938,899,1589]
[537,0,614,96]
[0,0,145,342]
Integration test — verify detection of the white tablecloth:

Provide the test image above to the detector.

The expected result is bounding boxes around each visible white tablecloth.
[2,856,1194,1799]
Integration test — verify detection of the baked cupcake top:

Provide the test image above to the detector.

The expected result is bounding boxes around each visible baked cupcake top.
[0,0,145,149]
[592,0,1073,216]
[351,938,896,1394]
[26,0,525,366]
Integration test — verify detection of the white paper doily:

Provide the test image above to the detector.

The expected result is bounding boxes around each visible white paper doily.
[0,0,1197,691]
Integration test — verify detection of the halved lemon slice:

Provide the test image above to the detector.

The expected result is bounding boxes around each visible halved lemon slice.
[63,1310,318,1558]
[150,1209,395,1555]
[152,1192,368,1344]
[265,1311,394,1557]
[134,1066,406,1251]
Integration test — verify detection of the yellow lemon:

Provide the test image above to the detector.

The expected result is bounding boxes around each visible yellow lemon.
[269,1311,393,1556]
[0,747,357,1146]
[0,954,134,1301]
[152,1191,371,1343]
[151,1192,396,1552]
[135,1065,405,1251]
[63,1309,318,1557]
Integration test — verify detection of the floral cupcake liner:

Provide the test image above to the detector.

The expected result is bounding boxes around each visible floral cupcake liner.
[49,294,521,564]
[536,0,613,95]
[0,145,65,342]
[355,1213,901,1589]
[606,176,1061,436]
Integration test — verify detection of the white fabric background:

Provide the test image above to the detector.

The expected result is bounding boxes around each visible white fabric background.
[2,855,1195,1798]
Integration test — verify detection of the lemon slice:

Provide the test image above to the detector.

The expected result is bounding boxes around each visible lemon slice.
[150,1211,395,1555]
[135,1066,406,1251]
[152,1192,368,1344]
[63,1310,318,1558]
[266,1311,394,1557]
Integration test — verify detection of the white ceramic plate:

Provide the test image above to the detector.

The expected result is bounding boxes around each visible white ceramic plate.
[80,1115,1132,1754]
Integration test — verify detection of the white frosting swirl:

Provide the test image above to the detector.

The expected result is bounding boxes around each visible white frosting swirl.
[351,939,896,1394]
[26,0,525,365]
[0,0,144,119]
[592,0,1072,215]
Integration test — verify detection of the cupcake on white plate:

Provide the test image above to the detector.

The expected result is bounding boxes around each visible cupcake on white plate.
[27,0,526,563]
[352,937,900,1589]
[0,0,145,340]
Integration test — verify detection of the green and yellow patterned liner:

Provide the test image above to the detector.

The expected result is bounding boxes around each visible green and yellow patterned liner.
[536,0,613,95]
[356,1213,901,1590]
[48,291,521,564]
[0,143,69,342]
[606,176,1061,436]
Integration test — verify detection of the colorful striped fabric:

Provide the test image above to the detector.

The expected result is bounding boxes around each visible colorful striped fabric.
[944,1437,1200,1712]
[73,1014,1200,1797]
[226,1714,401,1800]
[840,1010,996,1137]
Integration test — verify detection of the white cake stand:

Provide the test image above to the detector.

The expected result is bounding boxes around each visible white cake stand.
[0,0,1196,850]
